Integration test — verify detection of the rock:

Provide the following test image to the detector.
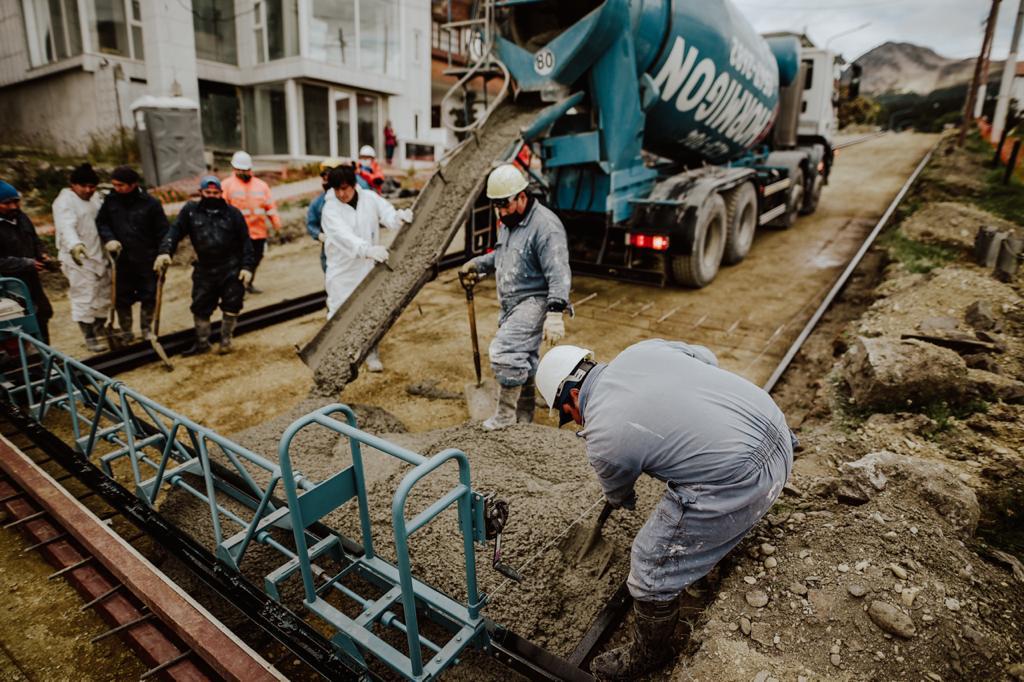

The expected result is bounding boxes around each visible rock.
[854,560,870,572]
[743,576,758,585]
[925,673,942,682]
[740,616,752,636]
[838,451,980,537]
[841,337,967,411]
[746,590,770,608]
[761,543,777,556]
[789,582,808,596]
[890,564,908,580]
[837,563,850,573]
[901,587,922,608]
[749,622,774,647]
[830,653,841,666]
[918,316,960,333]
[945,598,961,612]
[1007,662,1024,681]
[966,368,1024,403]
[867,601,917,638]
[764,557,778,569]
[965,300,999,331]
[964,353,1001,373]
[848,584,867,598]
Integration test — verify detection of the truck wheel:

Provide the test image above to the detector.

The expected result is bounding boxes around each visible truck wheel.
[801,173,824,215]
[774,168,804,229]
[722,182,758,265]
[672,193,727,288]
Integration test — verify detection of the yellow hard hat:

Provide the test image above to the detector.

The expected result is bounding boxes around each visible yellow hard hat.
[320,157,345,172]
[486,163,529,200]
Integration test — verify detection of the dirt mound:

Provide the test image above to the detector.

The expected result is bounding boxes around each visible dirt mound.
[900,201,1020,252]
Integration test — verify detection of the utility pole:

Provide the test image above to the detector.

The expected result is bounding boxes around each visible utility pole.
[993,0,1024,141]
[974,18,997,118]
[960,0,1002,147]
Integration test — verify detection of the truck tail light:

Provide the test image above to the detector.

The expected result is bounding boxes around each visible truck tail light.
[626,233,670,251]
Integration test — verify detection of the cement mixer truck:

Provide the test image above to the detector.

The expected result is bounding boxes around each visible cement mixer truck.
[446,0,849,287]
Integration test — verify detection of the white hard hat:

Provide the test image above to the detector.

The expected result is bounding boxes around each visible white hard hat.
[359,145,376,158]
[536,345,594,413]
[486,163,529,200]
[230,150,253,170]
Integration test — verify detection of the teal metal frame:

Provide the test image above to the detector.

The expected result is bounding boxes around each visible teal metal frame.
[0,330,492,680]
[0,277,42,340]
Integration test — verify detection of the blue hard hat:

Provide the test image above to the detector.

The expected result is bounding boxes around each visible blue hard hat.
[0,180,19,202]
[199,175,222,190]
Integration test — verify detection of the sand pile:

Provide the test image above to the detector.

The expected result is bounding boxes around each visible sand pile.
[303,100,543,397]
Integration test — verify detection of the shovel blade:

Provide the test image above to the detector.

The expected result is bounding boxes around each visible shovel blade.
[464,377,499,421]
[558,521,614,576]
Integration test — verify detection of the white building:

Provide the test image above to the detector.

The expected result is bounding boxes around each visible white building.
[0,0,445,165]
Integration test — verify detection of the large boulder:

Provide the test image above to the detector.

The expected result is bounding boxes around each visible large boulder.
[966,368,1024,403]
[842,336,967,411]
[838,450,980,537]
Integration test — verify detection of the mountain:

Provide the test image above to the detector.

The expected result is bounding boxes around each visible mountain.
[853,41,1002,96]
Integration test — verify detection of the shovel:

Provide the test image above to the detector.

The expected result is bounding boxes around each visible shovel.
[103,255,122,351]
[458,271,498,421]
[559,501,615,577]
[150,269,173,371]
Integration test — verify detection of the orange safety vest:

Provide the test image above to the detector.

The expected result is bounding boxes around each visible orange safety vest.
[221,175,281,240]
[356,159,385,194]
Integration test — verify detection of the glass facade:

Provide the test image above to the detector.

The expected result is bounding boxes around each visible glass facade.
[193,0,237,64]
[310,0,356,65]
[255,0,299,63]
[335,92,352,158]
[21,0,82,67]
[199,80,241,150]
[244,85,289,155]
[356,93,379,153]
[93,0,129,56]
[359,0,399,76]
[303,84,330,156]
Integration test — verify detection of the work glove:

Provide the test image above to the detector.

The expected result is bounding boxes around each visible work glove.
[104,240,122,257]
[397,208,414,224]
[153,254,172,273]
[460,260,478,275]
[543,311,565,346]
[366,245,389,264]
[239,269,253,286]
[317,232,326,242]
[70,244,87,266]
[607,490,637,511]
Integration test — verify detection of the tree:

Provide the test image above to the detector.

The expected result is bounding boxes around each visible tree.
[838,96,881,128]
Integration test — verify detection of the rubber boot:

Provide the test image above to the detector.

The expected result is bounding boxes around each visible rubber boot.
[116,305,135,344]
[591,599,679,681]
[483,384,521,431]
[182,316,212,356]
[246,275,262,295]
[78,322,108,353]
[218,313,238,354]
[516,377,536,424]
[365,345,384,372]
[139,301,155,341]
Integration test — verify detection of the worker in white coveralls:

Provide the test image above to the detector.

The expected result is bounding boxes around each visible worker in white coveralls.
[460,163,571,430]
[51,163,110,352]
[321,165,412,372]
[536,341,796,680]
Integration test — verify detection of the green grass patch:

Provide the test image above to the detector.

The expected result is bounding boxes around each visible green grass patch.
[878,229,958,273]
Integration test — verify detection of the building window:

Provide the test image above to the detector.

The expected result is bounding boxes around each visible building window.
[244,84,288,155]
[303,84,330,156]
[356,93,380,153]
[360,0,398,76]
[193,0,237,64]
[405,143,435,162]
[254,0,298,63]
[310,0,355,65]
[335,91,352,158]
[90,0,142,59]
[199,80,241,150]
[21,0,82,67]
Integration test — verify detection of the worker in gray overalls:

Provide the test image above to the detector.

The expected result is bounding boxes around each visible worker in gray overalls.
[536,340,796,680]
[460,163,572,429]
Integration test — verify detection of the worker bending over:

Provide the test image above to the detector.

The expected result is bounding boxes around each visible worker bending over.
[155,176,255,355]
[321,165,412,372]
[0,180,53,342]
[460,164,571,430]
[52,163,109,351]
[97,166,169,343]
[536,340,795,680]
[222,151,279,294]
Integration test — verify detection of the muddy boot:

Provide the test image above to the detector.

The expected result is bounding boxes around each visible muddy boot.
[78,322,108,353]
[516,377,536,423]
[218,313,238,354]
[483,384,521,431]
[116,305,135,344]
[365,345,384,372]
[591,599,679,681]
[139,302,155,341]
[182,316,212,356]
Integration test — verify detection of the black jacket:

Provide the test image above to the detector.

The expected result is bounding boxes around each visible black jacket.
[96,188,169,268]
[0,210,52,322]
[161,199,256,272]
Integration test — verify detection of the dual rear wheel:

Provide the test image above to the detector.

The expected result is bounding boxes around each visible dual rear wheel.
[670,181,757,288]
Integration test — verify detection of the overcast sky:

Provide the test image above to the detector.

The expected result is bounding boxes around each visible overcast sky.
[732,0,1022,62]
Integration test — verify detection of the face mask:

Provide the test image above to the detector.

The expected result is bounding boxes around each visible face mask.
[199,197,226,210]
[500,211,525,228]
[237,173,251,182]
